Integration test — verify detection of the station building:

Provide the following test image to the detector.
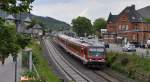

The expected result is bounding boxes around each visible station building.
[104,5,150,44]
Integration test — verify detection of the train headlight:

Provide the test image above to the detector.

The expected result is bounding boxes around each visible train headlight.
[89,59,92,61]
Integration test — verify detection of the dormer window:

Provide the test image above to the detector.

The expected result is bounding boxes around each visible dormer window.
[132,17,135,19]
[122,16,127,22]
[140,17,143,21]
[109,21,112,23]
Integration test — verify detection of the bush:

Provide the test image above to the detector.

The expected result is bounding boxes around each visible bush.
[107,52,150,82]
[106,52,117,66]
[29,40,61,82]
[121,57,129,66]
[23,71,35,78]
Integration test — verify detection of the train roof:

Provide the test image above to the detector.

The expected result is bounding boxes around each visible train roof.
[58,34,105,47]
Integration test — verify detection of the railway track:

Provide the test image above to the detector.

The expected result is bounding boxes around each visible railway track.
[50,38,126,82]
[43,39,92,82]
[93,70,123,82]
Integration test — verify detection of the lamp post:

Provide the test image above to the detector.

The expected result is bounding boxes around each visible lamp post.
[6,14,31,82]
[24,16,32,26]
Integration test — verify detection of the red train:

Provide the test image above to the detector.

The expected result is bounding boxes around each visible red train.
[56,34,106,65]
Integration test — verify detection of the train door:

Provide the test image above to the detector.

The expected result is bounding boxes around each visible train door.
[81,46,89,64]
[65,39,67,48]
[81,46,88,60]
[84,48,88,60]
[81,45,85,58]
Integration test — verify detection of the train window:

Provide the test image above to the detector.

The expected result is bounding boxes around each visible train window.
[89,48,104,56]
[68,42,80,52]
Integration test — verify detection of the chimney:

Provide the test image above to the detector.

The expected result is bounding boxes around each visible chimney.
[131,5,135,10]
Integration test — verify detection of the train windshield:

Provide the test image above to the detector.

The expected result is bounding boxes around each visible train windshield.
[89,48,104,56]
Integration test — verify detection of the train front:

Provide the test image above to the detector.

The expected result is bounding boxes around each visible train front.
[87,46,106,65]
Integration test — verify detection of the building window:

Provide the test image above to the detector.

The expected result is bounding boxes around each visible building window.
[122,25,125,30]
[119,25,122,30]
[133,34,136,40]
[122,16,127,22]
[119,25,128,31]
[126,25,128,30]
[134,24,138,30]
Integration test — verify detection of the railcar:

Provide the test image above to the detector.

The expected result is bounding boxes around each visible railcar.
[56,34,106,65]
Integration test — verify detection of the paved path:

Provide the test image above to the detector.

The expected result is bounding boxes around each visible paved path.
[0,55,22,82]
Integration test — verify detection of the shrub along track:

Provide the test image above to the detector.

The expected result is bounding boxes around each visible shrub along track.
[51,37,127,82]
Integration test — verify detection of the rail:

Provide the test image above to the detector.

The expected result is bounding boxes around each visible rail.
[43,39,92,82]
[94,70,123,82]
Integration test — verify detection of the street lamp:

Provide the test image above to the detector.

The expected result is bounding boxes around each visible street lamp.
[5,15,16,24]
[6,14,32,32]
[24,16,32,26]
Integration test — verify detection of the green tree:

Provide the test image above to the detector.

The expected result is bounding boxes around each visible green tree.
[93,18,107,38]
[0,0,34,64]
[0,20,19,64]
[16,34,31,49]
[93,18,106,31]
[144,18,150,22]
[0,19,31,64]
[0,0,34,13]
[72,16,92,37]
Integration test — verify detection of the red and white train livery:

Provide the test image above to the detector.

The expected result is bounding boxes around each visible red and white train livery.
[56,34,106,65]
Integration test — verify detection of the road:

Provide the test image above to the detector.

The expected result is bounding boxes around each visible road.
[107,44,150,57]
[0,55,22,82]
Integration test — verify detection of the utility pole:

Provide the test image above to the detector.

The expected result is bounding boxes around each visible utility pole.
[29,50,32,71]
[12,54,17,82]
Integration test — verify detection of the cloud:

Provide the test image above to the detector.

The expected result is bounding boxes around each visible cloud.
[32,2,87,23]
[78,8,89,16]
[31,0,150,23]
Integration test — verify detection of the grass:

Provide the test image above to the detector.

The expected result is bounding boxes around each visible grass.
[106,51,150,82]
[29,39,61,82]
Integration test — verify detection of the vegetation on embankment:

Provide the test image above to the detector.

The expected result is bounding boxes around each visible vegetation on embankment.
[29,40,61,82]
[106,52,150,82]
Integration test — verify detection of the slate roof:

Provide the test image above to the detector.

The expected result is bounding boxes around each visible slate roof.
[107,5,144,23]
[137,6,150,18]
[107,13,118,23]
[128,9,143,22]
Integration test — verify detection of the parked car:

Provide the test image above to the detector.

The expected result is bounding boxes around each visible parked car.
[139,43,145,48]
[147,39,150,48]
[129,42,140,48]
[122,44,136,52]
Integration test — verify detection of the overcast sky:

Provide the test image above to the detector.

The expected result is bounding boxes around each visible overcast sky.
[31,0,150,24]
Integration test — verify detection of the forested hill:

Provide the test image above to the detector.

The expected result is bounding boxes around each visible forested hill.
[0,10,70,30]
[31,15,71,30]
